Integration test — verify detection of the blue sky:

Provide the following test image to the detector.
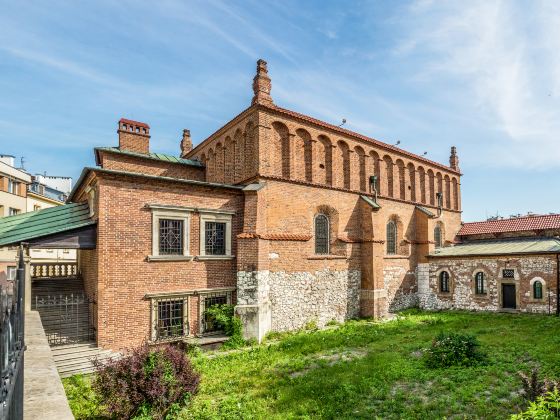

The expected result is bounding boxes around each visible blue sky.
[0,0,558,222]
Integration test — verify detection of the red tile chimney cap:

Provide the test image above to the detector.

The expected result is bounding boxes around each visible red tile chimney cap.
[119,118,150,129]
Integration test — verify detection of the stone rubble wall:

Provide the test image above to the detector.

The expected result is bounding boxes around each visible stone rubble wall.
[267,269,361,331]
[384,265,418,312]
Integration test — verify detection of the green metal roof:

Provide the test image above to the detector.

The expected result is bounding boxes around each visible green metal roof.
[95,147,203,167]
[430,237,560,258]
[360,195,381,209]
[0,202,95,247]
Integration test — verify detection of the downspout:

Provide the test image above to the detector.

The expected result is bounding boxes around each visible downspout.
[436,192,443,218]
[369,175,378,205]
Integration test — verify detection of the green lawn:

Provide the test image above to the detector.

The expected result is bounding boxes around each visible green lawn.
[64,310,560,419]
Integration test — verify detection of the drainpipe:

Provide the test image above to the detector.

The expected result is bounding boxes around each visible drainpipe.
[556,253,559,316]
[369,175,378,204]
[436,193,443,218]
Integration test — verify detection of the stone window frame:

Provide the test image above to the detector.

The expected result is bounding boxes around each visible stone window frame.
[529,277,546,301]
[435,267,453,295]
[472,269,489,296]
[314,213,330,255]
[149,294,190,343]
[198,289,234,336]
[149,208,192,261]
[199,212,234,260]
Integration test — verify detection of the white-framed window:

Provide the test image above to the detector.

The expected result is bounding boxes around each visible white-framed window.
[199,213,232,259]
[8,208,20,216]
[6,266,16,281]
[199,291,233,335]
[33,205,41,211]
[149,295,189,342]
[7,179,19,194]
[150,209,191,260]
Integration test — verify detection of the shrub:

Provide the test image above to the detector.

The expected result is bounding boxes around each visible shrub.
[519,368,560,402]
[62,374,102,419]
[424,331,485,368]
[92,344,200,419]
[511,388,560,419]
[205,304,245,349]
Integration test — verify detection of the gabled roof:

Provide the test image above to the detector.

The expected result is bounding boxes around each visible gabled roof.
[458,214,560,236]
[95,147,203,167]
[429,237,560,258]
[0,203,95,247]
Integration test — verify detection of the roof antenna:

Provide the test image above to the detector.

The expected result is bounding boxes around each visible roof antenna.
[338,118,346,127]
[20,157,25,170]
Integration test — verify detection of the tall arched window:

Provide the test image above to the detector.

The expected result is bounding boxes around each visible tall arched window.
[315,214,329,254]
[386,221,397,255]
[475,272,485,294]
[533,281,543,299]
[434,225,442,248]
[439,271,450,292]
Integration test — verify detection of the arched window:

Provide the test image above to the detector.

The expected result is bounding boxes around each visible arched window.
[475,272,485,294]
[315,214,329,254]
[533,281,543,299]
[439,271,450,293]
[386,221,397,255]
[434,225,442,248]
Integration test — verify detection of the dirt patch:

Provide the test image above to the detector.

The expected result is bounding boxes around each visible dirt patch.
[289,348,368,378]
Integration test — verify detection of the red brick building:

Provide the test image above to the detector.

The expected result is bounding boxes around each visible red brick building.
[64,60,465,350]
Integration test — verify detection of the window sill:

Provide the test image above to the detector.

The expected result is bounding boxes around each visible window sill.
[196,255,235,261]
[383,255,410,260]
[307,255,347,260]
[147,255,194,262]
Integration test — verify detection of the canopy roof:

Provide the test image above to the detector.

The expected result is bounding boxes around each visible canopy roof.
[0,203,95,247]
[429,237,560,258]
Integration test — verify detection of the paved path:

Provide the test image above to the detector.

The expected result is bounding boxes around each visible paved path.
[24,310,74,420]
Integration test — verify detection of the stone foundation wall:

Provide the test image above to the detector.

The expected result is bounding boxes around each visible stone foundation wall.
[384,264,418,312]
[268,269,361,331]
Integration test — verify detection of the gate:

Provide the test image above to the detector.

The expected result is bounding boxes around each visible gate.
[0,247,25,420]
[33,293,94,346]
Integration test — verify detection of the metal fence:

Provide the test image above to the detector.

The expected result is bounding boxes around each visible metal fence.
[0,247,25,419]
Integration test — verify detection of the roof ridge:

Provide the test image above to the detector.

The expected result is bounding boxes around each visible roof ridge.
[464,213,560,225]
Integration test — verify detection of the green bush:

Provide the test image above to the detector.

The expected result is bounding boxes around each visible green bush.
[424,331,486,368]
[62,374,102,419]
[204,304,245,349]
[511,389,560,419]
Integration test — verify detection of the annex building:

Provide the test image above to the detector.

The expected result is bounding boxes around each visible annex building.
[0,60,557,352]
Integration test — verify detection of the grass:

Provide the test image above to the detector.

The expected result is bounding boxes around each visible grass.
[63,310,560,419]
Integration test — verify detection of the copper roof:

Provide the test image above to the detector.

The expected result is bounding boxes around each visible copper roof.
[458,214,560,236]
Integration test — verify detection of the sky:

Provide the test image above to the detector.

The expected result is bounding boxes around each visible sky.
[0,0,559,222]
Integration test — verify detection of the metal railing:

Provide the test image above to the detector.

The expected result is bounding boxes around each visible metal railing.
[0,247,25,419]
[30,263,77,279]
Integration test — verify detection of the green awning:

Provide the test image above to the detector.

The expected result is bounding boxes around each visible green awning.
[0,202,95,247]
[429,237,560,258]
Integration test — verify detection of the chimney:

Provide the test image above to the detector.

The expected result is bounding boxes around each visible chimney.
[180,129,192,158]
[118,118,150,154]
[449,146,459,171]
[251,59,274,106]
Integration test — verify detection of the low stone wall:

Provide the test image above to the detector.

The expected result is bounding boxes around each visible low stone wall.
[384,265,418,313]
[24,311,73,420]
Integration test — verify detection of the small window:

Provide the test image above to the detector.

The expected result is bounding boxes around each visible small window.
[434,225,442,248]
[533,281,543,299]
[314,214,329,254]
[439,271,450,293]
[33,205,41,211]
[8,208,20,216]
[386,221,397,255]
[6,266,16,281]
[205,222,226,255]
[156,299,185,340]
[475,272,485,294]
[159,219,184,255]
[200,292,232,334]
[502,269,515,279]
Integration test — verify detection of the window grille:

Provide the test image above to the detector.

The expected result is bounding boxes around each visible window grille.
[205,222,226,255]
[159,219,183,255]
[502,269,515,279]
[386,221,397,255]
[533,281,543,299]
[440,271,450,292]
[201,292,231,334]
[314,214,329,254]
[434,226,442,248]
[475,272,484,294]
[156,299,185,340]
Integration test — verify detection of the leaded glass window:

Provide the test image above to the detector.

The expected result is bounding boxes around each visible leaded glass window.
[315,214,329,254]
[502,269,515,279]
[475,272,485,294]
[205,222,226,255]
[156,299,184,339]
[440,271,450,292]
[534,281,543,299]
[434,226,442,248]
[159,219,183,255]
[386,221,397,255]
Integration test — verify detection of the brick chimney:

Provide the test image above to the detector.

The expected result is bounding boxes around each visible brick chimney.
[180,129,192,158]
[251,59,274,106]
[449,146,459,171]
[118,118,150,154]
